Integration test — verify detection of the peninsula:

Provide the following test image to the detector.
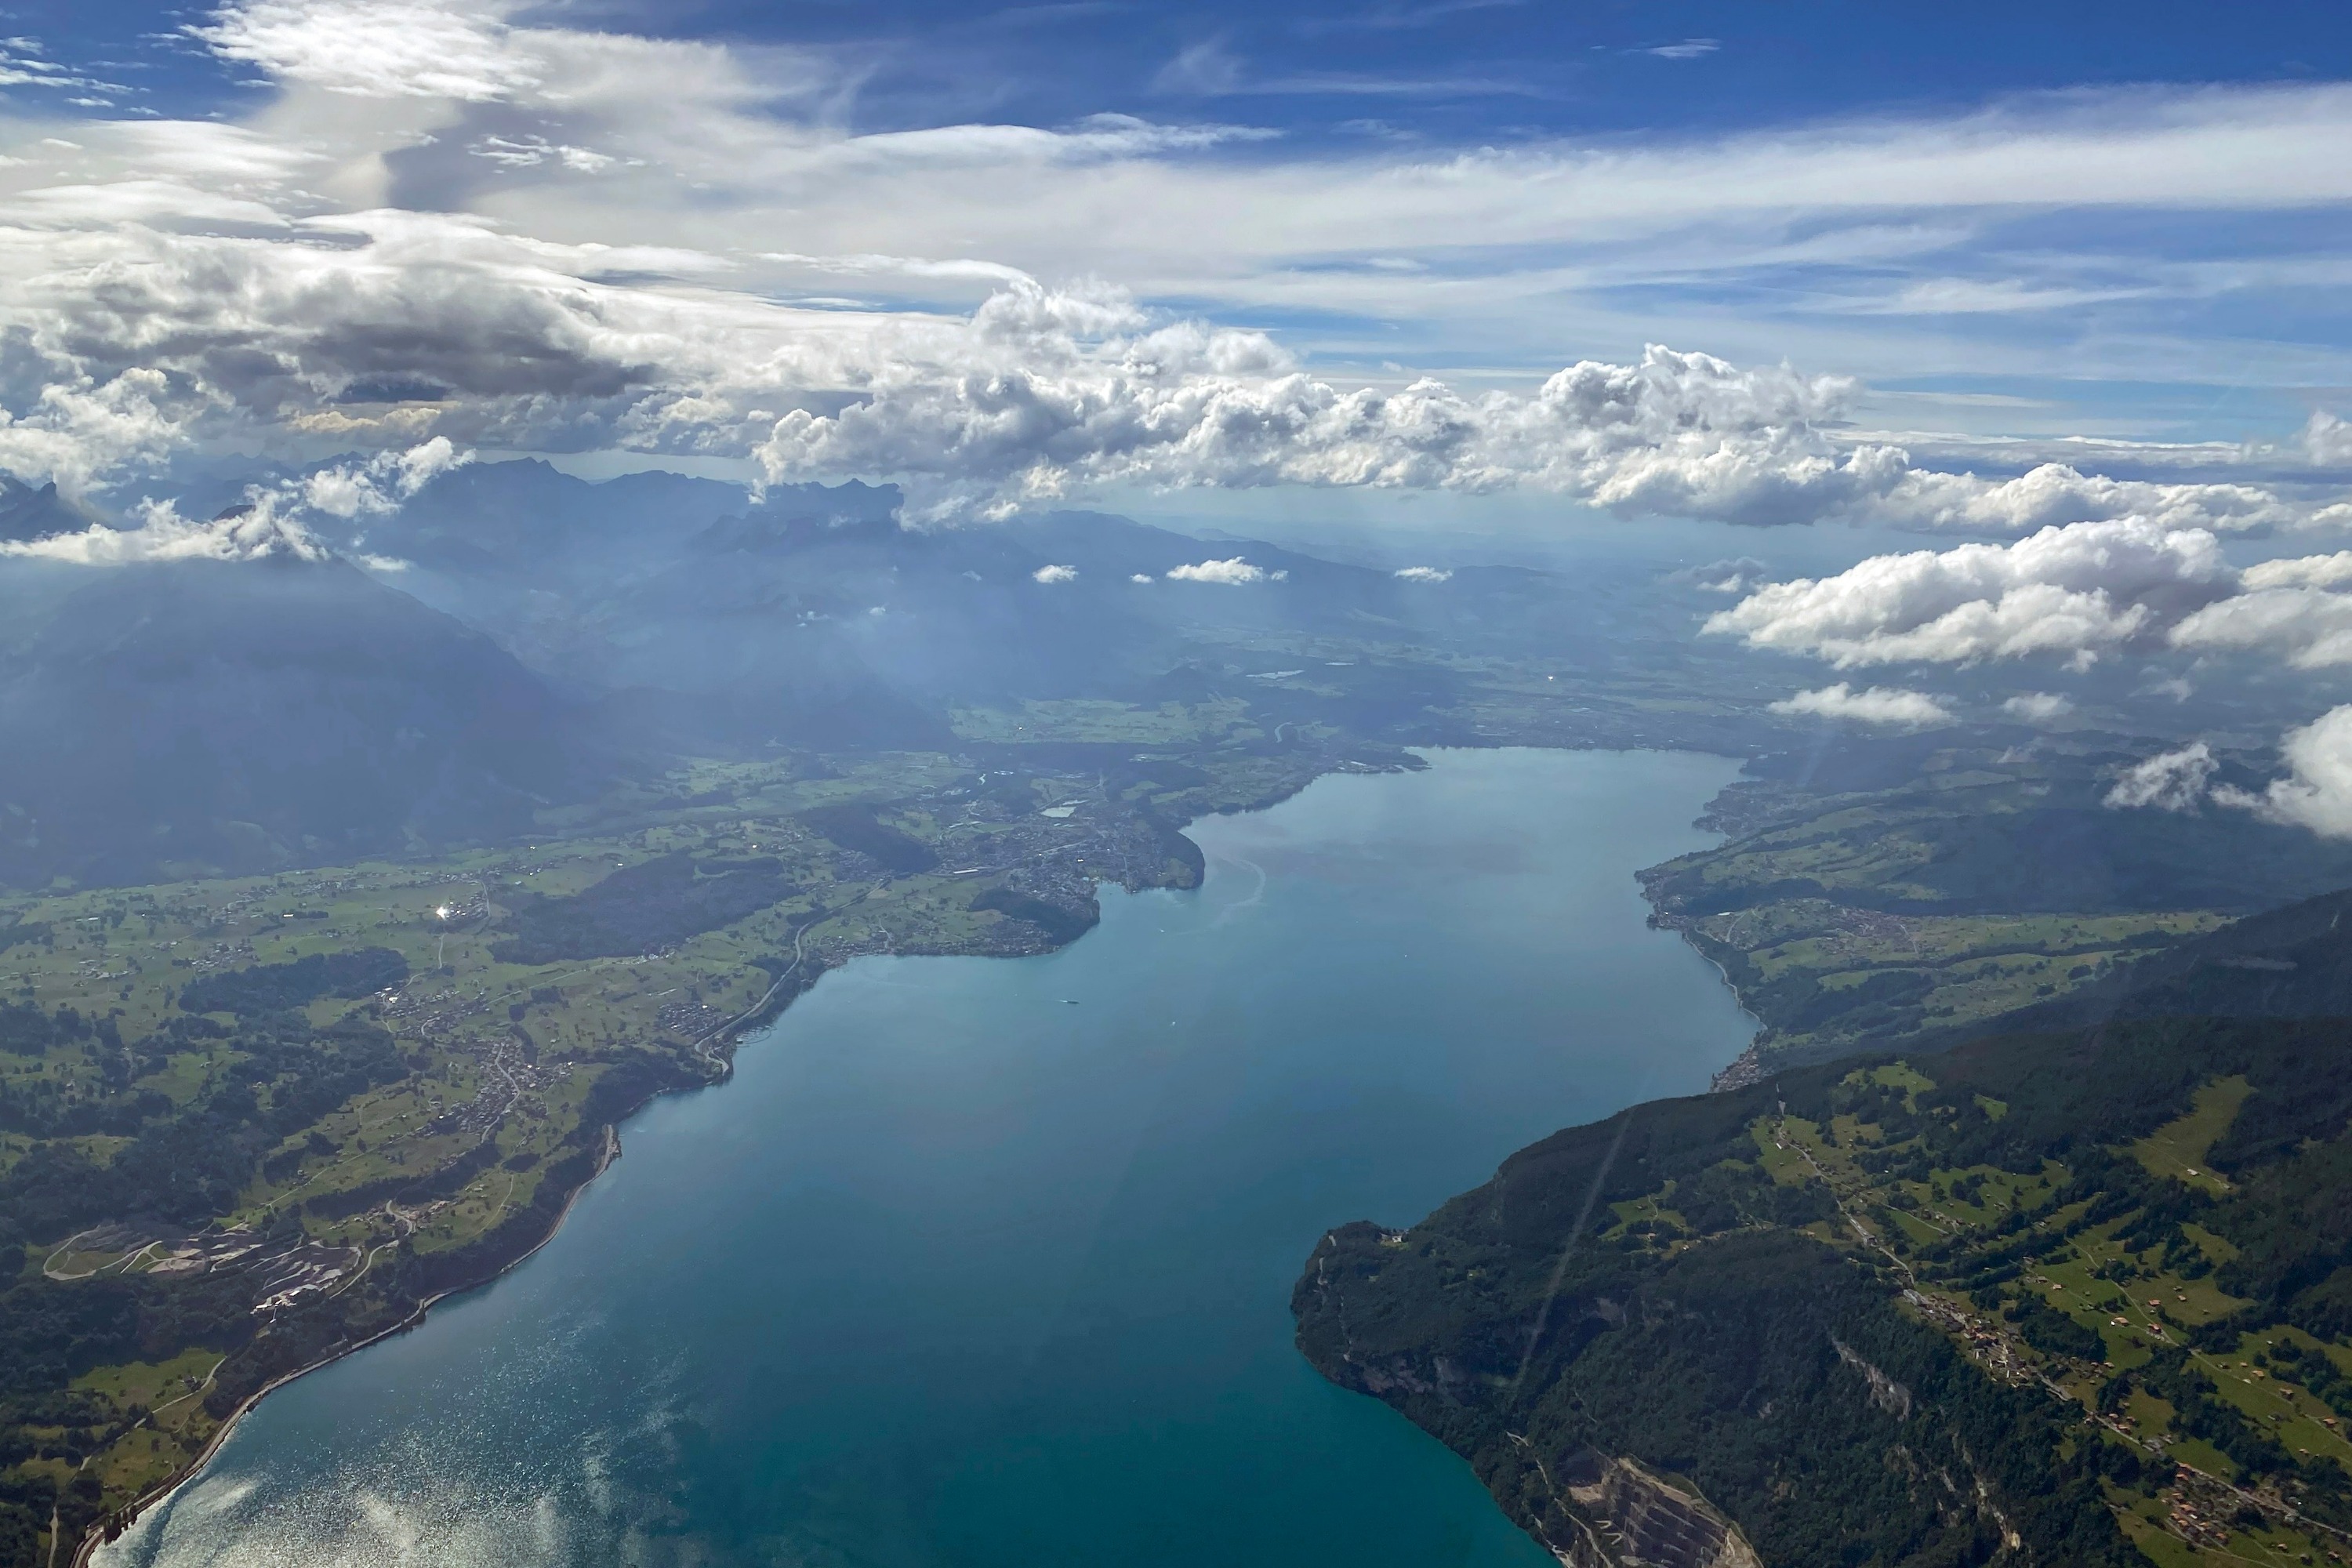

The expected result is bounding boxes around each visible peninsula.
[1296,888,2352,1567]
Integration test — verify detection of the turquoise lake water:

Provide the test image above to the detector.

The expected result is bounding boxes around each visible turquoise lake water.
[103,747,1755,1568]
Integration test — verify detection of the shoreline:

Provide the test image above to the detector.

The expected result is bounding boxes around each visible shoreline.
[62,833,1076,1559]
[67,906,857,1561]
[62,742,1715,1563]
[74,1120,624,1568]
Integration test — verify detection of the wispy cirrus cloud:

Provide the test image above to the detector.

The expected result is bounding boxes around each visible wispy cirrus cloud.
[189,0,542,100]
[0,0,2341,532]
[0,186,2337,529]
[1295,0,1526,34]
[180,0,2349,378]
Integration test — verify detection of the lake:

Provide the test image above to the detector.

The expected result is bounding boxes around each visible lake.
[103,747,1755,1568]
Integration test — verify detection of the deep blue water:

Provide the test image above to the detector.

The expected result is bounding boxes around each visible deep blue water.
[105,748,1754,1568]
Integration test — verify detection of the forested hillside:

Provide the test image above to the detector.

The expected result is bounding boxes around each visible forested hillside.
[1298,902,2352,1566]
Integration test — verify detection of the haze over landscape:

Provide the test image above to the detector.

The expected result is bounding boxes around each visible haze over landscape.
[5,3,2352,1566]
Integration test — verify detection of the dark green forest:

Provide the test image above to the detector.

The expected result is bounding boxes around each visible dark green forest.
[1298,892,2352,1566]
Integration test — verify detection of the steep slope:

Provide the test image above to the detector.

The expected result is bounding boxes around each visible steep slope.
[1641,768,2352,922]
[0,555,579,886]
[0,477,96,543]
[1985,884,2352,1029]
[1639,741,2352,1080]
[346,457,752,586]
[1297,914,2352,1566]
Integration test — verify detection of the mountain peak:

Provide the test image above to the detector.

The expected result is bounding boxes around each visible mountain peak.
[0,474,100,543]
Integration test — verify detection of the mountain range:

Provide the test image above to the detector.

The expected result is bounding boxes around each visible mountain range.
[0,459,1584,887]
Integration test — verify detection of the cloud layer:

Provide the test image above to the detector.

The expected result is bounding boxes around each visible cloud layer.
[0,1,2342,526]
[1704,518,2237,668]
[1707,517,2352,676]
[0,191,2332,530]
[1,437,465,564]
[4,495,328,565]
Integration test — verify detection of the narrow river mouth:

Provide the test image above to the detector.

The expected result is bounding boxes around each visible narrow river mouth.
[104,747,1758,1568]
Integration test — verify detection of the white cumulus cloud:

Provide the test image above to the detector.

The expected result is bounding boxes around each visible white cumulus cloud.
[756,333,2349,526]
[1705,518,2234,669]
[4,493,328,565]
[0,163,2332,532]
[2103,742,2216,811]
[2240,550,2352,590]
[1671,556,1767,593]
[0,368,188,497]
[2215,710,2352,837]
[2170,586,2352,669]
[1,438,460,565]
[2305,412,2352,467]
[301,437,470,517]
[1165,557,1266,584]
[1767,683,1955,728]
[0,0,2337,540]
[1393,565,1451,582]
[2001,691,2074,724]
[1031,563,1077,583]
[1709,524,2352,687]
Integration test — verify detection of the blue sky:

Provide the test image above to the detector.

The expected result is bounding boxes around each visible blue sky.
[687,0,2351,143]
[4,2,2346,446]
[0,0,2349,516]
[24,1,2352,141]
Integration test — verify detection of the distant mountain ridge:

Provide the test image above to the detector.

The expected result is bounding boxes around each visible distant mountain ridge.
[0,459,1575,888]
[0,554,580,886]
[0,477,95,543]
[326,462,1579,755]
